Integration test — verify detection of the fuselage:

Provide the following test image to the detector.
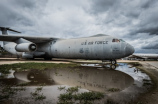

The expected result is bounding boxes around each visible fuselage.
[37,35,134,60]
[3,34,134,60]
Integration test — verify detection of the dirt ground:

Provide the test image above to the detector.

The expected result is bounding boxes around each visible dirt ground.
[0,58,71,65]
[118,60,158,104]
[134,62,158,104]
[0,58,141,65]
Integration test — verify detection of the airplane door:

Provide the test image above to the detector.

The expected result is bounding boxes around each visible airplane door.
[112,43,121,53]
[103,41,111,59]
[49,42,52,56]
[112,42,121,58]
[50,40,57,57]
[85,48,89,59]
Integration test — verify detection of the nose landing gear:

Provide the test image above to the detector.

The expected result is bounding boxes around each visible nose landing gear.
[111,59,116,65]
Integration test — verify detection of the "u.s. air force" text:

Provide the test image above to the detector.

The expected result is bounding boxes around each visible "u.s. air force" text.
[81,41,108,45]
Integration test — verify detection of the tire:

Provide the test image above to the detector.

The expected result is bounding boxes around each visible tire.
[27,58,34,60]
[111,59,116,65]
[110,65,116,69]
[44,57,52,60]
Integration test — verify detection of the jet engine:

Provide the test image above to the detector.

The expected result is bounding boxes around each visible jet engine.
[15,43,37,52]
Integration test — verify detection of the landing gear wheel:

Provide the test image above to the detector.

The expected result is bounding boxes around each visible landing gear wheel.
[27,58,34,60]
[44,57,52,60]
[111,59,116,65]
[110,65,116,69]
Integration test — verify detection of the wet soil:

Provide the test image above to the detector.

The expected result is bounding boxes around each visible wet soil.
[134,62,158,104]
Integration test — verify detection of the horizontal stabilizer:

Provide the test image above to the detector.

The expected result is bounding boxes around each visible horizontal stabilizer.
[0,27,21,33]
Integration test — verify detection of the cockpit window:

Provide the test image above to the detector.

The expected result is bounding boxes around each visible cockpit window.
[119,39,125,42]
[112,39,120,42]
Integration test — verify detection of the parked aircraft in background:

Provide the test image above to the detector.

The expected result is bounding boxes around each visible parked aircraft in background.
[0,27,134,64]
[128,53,158,61]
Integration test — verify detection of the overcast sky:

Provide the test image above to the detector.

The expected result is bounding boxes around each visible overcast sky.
[0,0,158,53]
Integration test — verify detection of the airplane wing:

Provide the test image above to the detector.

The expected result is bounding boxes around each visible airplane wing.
[0,27,60,43]
[0,35,59,43]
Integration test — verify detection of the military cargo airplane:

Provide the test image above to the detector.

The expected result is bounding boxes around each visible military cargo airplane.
[0,27,134,64]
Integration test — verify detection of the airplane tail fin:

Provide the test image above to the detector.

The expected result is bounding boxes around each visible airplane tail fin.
[0,27,21,45]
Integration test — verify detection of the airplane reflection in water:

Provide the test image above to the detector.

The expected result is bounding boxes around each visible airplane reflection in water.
[11,65,134,93]
[0,63,152,104]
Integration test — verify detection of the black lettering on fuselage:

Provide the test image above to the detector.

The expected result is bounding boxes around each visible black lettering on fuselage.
[88,42,93,45]
[81,41,108,45]
[81,42,87,45]
[95,41,108,44]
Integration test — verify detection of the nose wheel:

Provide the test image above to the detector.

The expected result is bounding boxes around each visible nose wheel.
[111,59,116,65]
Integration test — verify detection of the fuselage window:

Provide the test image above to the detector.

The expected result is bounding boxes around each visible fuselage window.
[119,39,125,42]
[112,39,120,42]
[116,39,120,42]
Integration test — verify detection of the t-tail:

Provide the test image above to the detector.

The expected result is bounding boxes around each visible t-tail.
[0,27,21,45]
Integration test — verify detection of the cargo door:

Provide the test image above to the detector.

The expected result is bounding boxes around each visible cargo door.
[112,43,121,54]
[112,39,121,58]
[85,48,89,59]
[103,40,111,59]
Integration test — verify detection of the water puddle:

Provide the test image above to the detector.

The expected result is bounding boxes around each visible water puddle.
[0,63,152,104]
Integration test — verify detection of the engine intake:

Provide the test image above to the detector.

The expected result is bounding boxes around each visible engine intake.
[15,43,37,52]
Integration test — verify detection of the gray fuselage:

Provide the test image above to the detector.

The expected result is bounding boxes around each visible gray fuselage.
[35,35,134,60]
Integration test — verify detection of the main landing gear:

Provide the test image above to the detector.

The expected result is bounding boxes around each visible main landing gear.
[110,59,117,65]
[44,57,52,60]
[102,59,117,65]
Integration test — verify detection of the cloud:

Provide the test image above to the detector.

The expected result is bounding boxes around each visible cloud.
[89,0,158,36]
[0,0,48,32]
[142,43,158,49]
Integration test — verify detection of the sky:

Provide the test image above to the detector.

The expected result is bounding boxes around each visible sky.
[0,0,158,53]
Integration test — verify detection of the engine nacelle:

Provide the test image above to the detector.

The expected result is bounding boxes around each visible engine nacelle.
[15,43,37,52]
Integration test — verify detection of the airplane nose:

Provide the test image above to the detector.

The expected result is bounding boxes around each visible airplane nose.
[125,43,135,56]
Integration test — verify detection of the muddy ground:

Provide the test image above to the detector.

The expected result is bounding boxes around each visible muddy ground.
[135,62,158,104]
